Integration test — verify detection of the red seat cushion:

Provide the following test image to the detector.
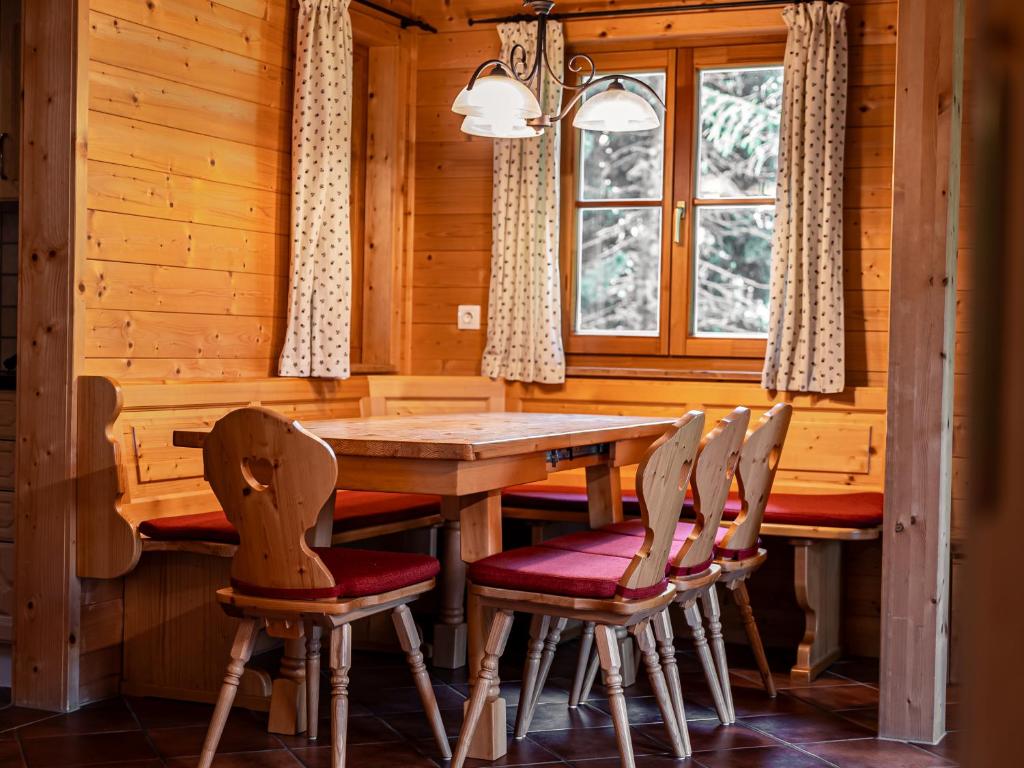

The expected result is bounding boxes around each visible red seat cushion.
[686,492,885,529]
[139,491,442,545]
[468,544,667,601]
[503,484,884,530]
[231,548,440,600]
[543,525,727,570]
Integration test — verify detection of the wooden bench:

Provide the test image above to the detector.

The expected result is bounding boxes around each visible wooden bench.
[502,485,882,682]
[76,374,504,723]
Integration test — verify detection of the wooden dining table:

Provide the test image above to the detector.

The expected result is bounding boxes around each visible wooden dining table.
[174,410,674,760]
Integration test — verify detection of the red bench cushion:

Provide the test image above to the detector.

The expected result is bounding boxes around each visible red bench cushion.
[232,548,440,600]
[139,491,442,545]
[468,544,667,601]
[503,484,884,530]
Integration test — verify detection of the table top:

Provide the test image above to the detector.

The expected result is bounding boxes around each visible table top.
[173,411,674,461]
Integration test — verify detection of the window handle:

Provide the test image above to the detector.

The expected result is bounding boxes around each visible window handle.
[673,201,687,244]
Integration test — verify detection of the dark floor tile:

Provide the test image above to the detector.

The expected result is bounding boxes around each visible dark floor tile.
[732,669,853,693]
[415,734,564,766]
[787,684,880,711]
[0,739,24,768]
[512,701,612,732]
[451,679,577,709]
[381,707,464,741]
[529,725,665,761]
[698,688,819,719]
[803,737,957,767]
[353,683,465,715]
[166,749,302,768]
[569,756,700,767]
[740,710,874,744]
[693,745,831,767]
[19,731,157,768]
[917,731,961,763]
[147,716,281,758]
[647,719,779,754]
[0,708,56,735]
[828,658,881,685]
[0,689,11,707]
[835,706,878,731]
[15,699,138,739]
[296,741,440,767]
[125,697,218,729]
[276,713,400,747]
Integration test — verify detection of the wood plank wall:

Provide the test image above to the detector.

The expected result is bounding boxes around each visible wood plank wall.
[83,0,295,380]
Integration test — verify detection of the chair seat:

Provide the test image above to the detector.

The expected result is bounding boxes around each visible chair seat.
[139,491,442,545]
[468,544,667,601]
[503,484,884,529]
[231,547,440,600]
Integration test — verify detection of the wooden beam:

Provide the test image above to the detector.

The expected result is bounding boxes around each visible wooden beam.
[14,0,87,710]
[880,0,965,744]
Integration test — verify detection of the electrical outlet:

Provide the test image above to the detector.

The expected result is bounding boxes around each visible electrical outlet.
[457,304,481,330]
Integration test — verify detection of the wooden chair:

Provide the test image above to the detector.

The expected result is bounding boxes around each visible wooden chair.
[452,410,706,768]
[196,407,450,768]
[711,403,793,716]
[554,408,751,727]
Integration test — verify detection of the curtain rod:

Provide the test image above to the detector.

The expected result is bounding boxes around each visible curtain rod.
[353,0,438,33]
[466,0,836,26]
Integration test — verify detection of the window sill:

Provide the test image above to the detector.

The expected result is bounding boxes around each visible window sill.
[566,365,762,383]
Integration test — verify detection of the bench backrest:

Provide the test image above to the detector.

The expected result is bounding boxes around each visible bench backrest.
[671,407,750,572]
[619,411,704,596]
[205,407,338,594]
[362,375,506,415]
[721,403,794,552]
[77,375,369,579]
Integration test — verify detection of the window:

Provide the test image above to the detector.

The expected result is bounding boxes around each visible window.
[564,46,784,367]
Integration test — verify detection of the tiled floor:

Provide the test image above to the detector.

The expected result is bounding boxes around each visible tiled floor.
[0,641,959,767]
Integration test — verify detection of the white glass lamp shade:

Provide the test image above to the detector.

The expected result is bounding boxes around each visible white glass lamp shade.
[461,115,543,139]
[452,68,542,121]
[573,81,660,132]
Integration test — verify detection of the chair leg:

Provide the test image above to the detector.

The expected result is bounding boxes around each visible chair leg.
[520,617,567,735]
[651,608,689,753]
[329,623,352,768]
[515,615,551,738]
[732,580,777,697]
[702,585,735,722]
[683,600,731,724]
[579,641,601,702]
[305,622,322,741]
[452,609,514,768]
[392,604,451,759]
[198,618,261,768]
[569,621,596,707]
[595,624,635,768]
[634,621,688,758]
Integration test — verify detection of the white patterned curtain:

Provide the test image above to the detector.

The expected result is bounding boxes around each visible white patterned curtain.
[481,22,566,384]
[762,1,848,393]
[279,0,353,379]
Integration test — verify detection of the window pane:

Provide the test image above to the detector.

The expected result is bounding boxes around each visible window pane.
[697,67,783,198]
[692,205,773,337]
[576,207,662,335]
[579,72,666,201]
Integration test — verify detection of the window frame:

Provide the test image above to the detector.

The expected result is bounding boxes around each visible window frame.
[562,41,786,367]
[561,49,677,357]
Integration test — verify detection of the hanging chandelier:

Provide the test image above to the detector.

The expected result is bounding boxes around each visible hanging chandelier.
[452,0,667,138]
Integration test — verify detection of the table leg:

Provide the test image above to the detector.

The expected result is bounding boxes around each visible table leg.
[586,464,623,529]
[268,637,307,735]
[458,491,506,761]
[791,539,842,682]
[434,500,467,669]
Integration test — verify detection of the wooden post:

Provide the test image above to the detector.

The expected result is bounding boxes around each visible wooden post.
[13,0,87,710]
[880,0,965,744]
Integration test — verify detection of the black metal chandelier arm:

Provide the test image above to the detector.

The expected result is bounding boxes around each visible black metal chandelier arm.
[466,58,514,89]
[553,73,667,122]
[508,42,539,82]
[542,52,597,91]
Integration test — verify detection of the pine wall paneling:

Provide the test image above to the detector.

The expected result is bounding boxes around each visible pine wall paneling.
[411,0,899,657]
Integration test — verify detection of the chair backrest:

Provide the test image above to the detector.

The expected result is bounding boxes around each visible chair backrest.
[671,406,750,572]
[618,410,705,596]
[203,407,338,593]
[720,403,793,552]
